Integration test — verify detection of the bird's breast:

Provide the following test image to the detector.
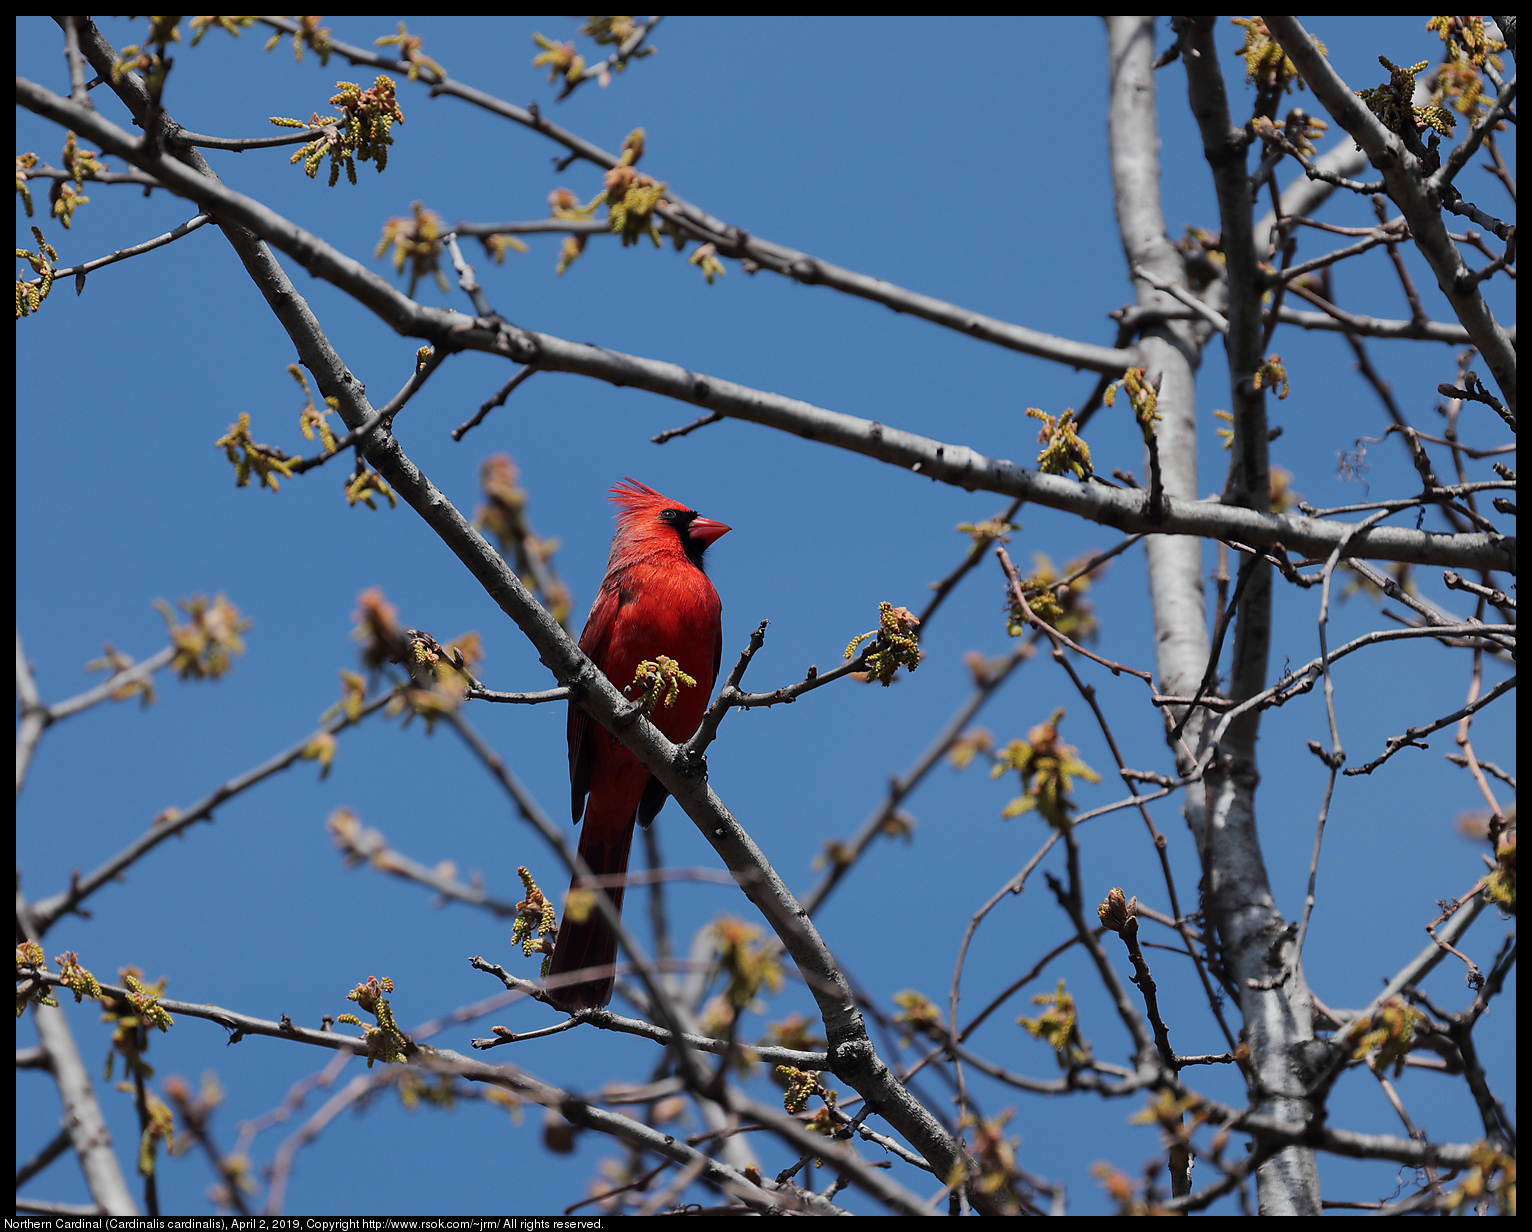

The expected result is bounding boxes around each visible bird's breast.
[599,567,721,741]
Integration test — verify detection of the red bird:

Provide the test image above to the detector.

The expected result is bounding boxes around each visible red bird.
[547,479,730,1010]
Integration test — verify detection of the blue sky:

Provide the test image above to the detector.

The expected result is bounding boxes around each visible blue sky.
[17,16,1515,1216]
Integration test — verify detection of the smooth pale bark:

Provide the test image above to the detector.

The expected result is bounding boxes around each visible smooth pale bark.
[1179,16,1321,1213]
[18,894,137,1216]
[1105,17,1211,766]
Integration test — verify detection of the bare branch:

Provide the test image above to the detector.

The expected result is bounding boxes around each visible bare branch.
[1264,16,1516,420]
[1344,673,1516,776]
[28,689,399,933]
[16,897,137,1215]
[250,18,1138,374]
[18,79,1510,575]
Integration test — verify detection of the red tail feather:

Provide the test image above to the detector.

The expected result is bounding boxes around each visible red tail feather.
[545,818,635,1010]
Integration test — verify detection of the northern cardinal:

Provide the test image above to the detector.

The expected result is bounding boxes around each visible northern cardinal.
[546,479,730,1010]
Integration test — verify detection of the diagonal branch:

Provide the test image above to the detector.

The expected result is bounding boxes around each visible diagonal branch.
[1263,15,1516,422]
[27,690,399,934]
[22,46,998,1204]
[251,17,1136,374]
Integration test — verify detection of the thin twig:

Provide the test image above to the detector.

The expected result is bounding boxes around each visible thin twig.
[453,363,541,442]
[1131,263,1228,332]
[995,547,1153,683]
[1344,674,1515,776]
[27,689,399,932]
[22,210,213,288]
[168,126,325,151]
[651,410,723,444]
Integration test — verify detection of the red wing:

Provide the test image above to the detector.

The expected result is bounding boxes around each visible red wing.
[568,579,625,822]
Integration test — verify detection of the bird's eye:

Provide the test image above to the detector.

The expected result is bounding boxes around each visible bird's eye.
[659,509,679,521]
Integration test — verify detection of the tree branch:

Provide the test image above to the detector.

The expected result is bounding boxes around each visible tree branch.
[17,78,1511,576]
[1264,15,1516,422]
[250,17,1138,374]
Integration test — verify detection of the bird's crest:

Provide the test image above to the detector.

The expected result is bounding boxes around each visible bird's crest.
[609,477,673,518]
